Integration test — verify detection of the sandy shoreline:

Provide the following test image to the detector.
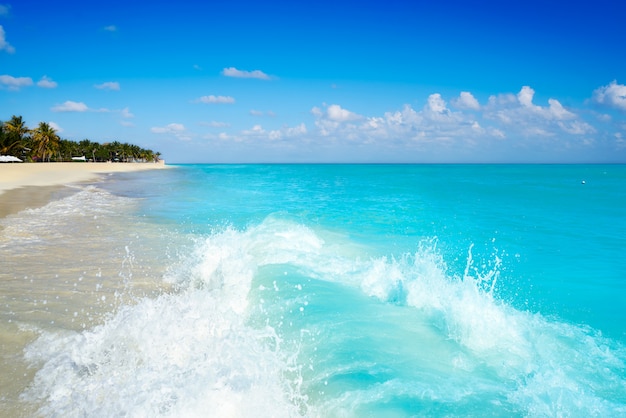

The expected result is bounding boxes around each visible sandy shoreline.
[0,161,170,195]
[0,161,171,218]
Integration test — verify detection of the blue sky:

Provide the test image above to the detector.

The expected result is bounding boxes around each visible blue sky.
[1,0,625,163]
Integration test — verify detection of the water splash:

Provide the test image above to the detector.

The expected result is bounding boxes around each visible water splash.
[21,217,626,417]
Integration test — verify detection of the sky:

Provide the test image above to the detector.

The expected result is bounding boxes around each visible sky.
[1,0,625,163]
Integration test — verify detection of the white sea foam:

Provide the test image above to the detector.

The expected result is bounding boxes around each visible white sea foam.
[21,216,626,417]
[23,288,307,417]
[22,217,314,417]
[0,185,133,249]
[343,238,626,416]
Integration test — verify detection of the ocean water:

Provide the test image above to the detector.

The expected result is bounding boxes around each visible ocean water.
[1,164,625,417]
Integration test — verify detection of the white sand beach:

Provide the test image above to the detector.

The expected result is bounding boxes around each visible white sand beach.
[0,161,171,218]
[0,161,170,195]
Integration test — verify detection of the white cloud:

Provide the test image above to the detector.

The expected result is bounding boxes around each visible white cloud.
[120,107,134,118]
[51,101,89,112]
[239,123,307,142]
[151,123,185,134]
[95,81,120,91]
[311,107,323,117]
[267,123,306,141]
[307,99,492,152]
[0,25,14,53]
[311,105,362,138]
[547,99,575,120]
[37,76,58,88]
[196,95,235,104]
[426,93,449,114]
[483,86,587,137]
[273,123,306,140]
[104,25,117,32]
[151,123,191,140]
[48,121,63,133]
[592,81,626,112]
[243,124,265,135]
[177,85,620,162]
[327,104,361,122]
[558,120,595,135]
[0,74,33,90]
[183,86,611,162]
[51,100,114,113]
[222,67,271,80]
[491,128,506,139]
[517,86,535,108]
[452,91,480,110]
[305,87,594,157]
[514,86,575,120]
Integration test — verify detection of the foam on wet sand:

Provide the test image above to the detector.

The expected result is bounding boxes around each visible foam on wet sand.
[0,161,170,217]
[0,161,169,195]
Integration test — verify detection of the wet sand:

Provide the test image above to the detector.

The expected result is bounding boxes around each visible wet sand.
[0,162,173,416]
[0,161,169,194]
[0,185,72,218]
[0,161,170,218]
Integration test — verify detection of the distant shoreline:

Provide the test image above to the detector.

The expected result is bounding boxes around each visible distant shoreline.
[0,161,170,196]
[0,162,171,217]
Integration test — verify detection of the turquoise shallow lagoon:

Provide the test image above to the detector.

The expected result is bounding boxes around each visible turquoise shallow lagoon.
[2,164,625,416]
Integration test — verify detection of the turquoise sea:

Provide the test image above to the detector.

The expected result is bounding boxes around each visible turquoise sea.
[2,164,626,416]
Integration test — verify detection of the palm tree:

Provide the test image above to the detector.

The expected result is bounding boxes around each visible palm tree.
[129,144,141,162]
[79,138,99,161]
[31,122,60,162]
[2,115,30,157]
[107,141,122,161]
[95,143,109,162]
[58,139,78,161]
[120,142,132,162]
[2,115,162,163]
[0,122,8,153]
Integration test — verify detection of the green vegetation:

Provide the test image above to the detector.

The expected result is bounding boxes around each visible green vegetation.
[0,115,161,163]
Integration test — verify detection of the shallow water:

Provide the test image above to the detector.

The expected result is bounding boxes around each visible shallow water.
[0,184,175,415]
[2,165,625,416]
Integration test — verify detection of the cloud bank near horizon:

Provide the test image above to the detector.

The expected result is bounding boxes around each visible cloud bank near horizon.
[173,82,623,162]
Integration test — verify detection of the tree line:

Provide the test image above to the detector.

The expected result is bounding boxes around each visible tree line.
[0,115,161,163]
